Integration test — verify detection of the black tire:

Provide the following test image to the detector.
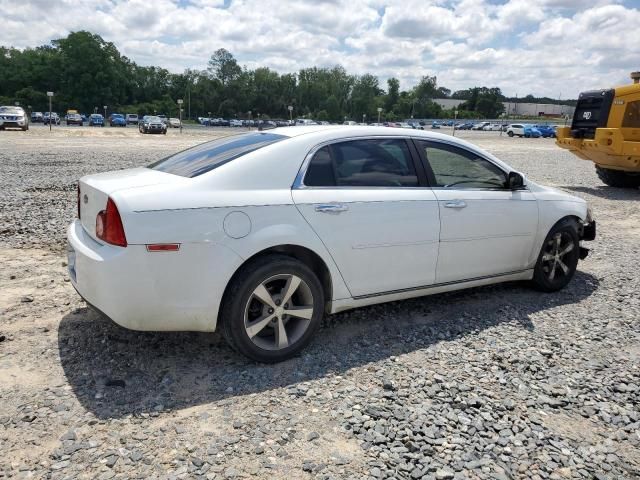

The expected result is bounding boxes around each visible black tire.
[595,166,640,188]
[507,131,514,137]
[531,218,580,292]
[220,254,325,363]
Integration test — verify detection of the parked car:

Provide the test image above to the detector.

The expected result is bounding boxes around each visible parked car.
[157,115,168,125]
[88,114,104,127]
[66,113,84,126]
[431,122,441,129]
[0,106,29,130]
[169,118,182,128]
[536,125,556,138]
[109,113,127,127]
[457,123,474,130]
[126,114,139,125]
[68,126,595,362]
[139,115,167,134]
[524,125,542,138]
[30,111,44,123]
[43,112,60,125]
[472,122,491,130]
[482,124,502,131]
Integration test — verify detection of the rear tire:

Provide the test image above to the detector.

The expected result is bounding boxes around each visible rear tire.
[220,254,324,363]
[531,218,580,292]
[595,166,640,188]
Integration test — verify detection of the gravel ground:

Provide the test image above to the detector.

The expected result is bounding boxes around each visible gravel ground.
[1,127,639,479]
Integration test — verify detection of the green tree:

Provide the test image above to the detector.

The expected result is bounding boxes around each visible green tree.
[207,48,241,87]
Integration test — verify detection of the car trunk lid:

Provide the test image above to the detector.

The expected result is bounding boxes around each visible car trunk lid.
[78,167,182,241]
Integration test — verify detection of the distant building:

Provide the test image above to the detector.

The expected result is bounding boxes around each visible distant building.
[433,98,575,118]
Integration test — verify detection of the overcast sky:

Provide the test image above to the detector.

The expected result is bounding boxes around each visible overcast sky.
[2,0,639,99]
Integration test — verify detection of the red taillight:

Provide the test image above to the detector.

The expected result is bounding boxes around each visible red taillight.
[96,197,127,247]
[77,184,81,219]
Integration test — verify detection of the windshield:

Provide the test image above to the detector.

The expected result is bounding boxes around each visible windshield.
[148,132,286,178]
[146,116,162,122]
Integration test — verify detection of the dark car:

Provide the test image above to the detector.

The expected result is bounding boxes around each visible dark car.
[89,114,105,127]
[43,112,61,125]
[139,115,167,134]
[109,113,126,127]
[66,113,83,126]
[31,112,44,123]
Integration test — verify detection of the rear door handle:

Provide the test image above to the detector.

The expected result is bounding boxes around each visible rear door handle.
[315,204,349,213]
[443,200,467,209]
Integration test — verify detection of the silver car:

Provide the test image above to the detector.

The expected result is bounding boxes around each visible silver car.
[0,106,29,131]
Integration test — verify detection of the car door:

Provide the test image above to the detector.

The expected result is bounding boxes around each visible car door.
[292,137,440,298]
[414,139,538,284]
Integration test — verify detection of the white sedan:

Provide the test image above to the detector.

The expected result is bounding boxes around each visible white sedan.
[68,126,596,362]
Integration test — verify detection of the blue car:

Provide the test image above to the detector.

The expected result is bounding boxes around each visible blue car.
[524,125,541,138]
[109,113,126,127]
[89,114,104,127]
[536,125,556,138]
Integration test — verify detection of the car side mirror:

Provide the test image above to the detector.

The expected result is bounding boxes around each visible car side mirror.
[507,171,525,190]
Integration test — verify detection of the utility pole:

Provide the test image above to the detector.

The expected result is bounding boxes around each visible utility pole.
[453,109,458,137]
[47,92,54,132]
[377,107,382,123]
[178,99,183,134]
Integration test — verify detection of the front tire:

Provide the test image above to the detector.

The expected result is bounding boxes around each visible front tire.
[531,219,580,292]
[220,255,324,363]
[595,166,640,188]
[508,131,514,137]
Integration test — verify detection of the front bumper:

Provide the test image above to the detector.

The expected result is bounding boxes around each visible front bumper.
[581,220,596,241]
[67,220,241,332]
[0,120,26,128]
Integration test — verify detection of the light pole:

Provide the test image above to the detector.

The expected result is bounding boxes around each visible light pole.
[362,113,366,125]
[288,105,293,123]
[208,111,211,127]
[377,107,382,123]
[103,106,107,126]
[453,109,458,137]
[248,110,252,130]
[177,99,183,134]
[47,92,54,131]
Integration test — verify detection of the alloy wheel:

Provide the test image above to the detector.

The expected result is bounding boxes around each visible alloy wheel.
[541,232,575,281]
[243,274,314,351]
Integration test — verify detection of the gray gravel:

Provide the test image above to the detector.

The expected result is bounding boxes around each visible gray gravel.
[1,127,639,479]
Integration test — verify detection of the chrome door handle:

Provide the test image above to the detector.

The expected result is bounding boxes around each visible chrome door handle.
[444,200,467,208]
[315,204,349,213]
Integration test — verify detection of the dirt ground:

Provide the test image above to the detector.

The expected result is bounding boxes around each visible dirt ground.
[1,126,639,479]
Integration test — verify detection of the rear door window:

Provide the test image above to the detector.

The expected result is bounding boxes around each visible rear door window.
[149,132,286,177]
[304,139,418,187]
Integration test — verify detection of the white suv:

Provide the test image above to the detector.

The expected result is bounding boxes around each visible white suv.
[507,124,526,137]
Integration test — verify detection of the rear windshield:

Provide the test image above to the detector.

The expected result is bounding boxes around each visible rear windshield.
[148,132,286,177]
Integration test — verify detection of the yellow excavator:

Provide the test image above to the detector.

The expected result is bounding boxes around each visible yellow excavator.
[556,72,640,188]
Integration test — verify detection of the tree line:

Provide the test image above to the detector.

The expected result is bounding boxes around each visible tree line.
[0,31,572,121]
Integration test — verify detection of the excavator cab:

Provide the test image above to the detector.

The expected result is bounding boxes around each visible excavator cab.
[556,72,640,188]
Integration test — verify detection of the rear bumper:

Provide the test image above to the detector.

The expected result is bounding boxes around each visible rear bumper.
[67,220,243,332]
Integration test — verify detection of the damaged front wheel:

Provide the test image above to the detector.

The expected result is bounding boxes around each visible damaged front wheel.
[532,218,580,292]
